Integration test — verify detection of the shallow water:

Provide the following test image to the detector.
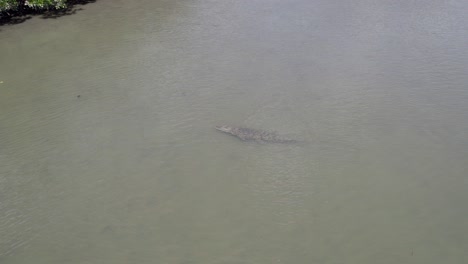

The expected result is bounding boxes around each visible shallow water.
[1,0,467,263]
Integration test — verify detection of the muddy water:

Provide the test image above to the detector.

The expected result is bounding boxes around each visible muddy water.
[1,0,467,263]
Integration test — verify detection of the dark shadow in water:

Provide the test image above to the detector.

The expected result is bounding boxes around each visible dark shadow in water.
[0,15,32,26]
[0,0,96,27]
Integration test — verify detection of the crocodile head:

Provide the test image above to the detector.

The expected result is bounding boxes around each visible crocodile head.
[215,125,233,133]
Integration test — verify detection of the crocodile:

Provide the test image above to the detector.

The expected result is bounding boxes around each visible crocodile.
[215,125,297,143]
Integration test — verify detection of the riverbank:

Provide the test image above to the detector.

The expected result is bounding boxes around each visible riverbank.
[0,0,96,25]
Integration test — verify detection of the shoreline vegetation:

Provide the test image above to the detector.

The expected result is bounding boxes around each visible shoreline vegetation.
[1,0,96,25]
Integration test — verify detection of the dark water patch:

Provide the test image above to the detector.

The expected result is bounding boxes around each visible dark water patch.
[100,225,114,235]
[0,15,31,26]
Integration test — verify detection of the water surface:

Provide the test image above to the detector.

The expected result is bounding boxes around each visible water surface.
[1,0,467,263]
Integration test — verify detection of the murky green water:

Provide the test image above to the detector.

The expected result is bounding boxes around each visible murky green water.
[1,0,467,263]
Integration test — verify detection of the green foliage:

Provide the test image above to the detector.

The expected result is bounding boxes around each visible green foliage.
[25,0,67,10]
[1,0,67,12]
[0,0,19,12]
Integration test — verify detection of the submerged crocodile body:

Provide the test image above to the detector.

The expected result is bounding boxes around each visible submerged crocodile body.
[215,125,297,143]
